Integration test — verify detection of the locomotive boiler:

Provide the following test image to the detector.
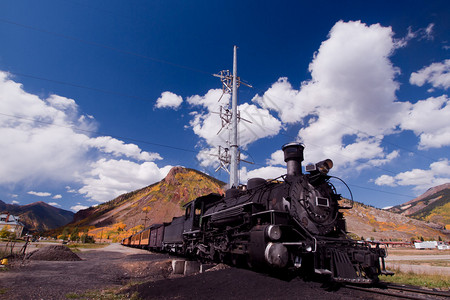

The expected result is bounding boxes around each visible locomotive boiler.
[123,143,392,284]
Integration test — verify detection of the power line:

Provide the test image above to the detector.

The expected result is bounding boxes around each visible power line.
[1,17,435,166]
[347,183,416,199]
[0,112,198,155]
[238,112,400,175]
[254,90,439,163]
[0,111,417,199]
[7,71,153,102]
[1,70,423,177]
[0,18,212,76]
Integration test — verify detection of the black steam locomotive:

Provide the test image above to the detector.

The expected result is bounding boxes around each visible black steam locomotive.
[122,143,392,284]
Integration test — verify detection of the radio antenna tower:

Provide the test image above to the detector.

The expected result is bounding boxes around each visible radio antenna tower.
[213,46,252,188]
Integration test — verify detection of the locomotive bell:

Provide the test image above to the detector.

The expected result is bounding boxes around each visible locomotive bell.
[282,142,305,176]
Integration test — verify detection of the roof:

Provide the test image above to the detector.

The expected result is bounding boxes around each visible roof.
[0,213,24,227]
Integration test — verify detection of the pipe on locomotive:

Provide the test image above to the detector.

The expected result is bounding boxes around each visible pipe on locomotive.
[282,142,305,176]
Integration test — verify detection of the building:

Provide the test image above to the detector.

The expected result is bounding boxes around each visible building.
[0,212,24,238]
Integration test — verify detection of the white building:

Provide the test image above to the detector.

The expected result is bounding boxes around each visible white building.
[414,241,438,249]
[0,212,24,238]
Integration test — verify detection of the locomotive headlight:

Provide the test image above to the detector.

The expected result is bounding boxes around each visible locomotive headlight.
[266,225,282,241]
[316,159,333,174]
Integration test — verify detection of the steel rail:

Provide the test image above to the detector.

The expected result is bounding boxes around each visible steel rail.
[344,282,450,300]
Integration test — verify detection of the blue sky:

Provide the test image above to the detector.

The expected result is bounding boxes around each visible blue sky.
[0,0,449,212]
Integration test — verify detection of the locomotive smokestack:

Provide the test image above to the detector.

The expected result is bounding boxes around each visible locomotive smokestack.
[282,142,304,176]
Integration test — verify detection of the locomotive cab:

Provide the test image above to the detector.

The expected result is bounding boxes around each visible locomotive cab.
[183,193,224,233]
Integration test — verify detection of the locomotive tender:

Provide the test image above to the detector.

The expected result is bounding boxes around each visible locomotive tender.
[122,143,392,283]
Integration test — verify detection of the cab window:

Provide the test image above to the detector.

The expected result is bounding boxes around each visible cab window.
[185,205,191,219]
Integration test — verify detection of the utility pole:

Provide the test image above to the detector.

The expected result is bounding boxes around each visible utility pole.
[229,45,239,188]
[213,46,252,189]
[141,209,150,229]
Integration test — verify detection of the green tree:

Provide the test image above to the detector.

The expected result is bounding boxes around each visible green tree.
[0,226,11,239]
[61,227,70,241]
[70,227,80,242]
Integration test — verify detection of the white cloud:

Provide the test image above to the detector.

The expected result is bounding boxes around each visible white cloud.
[70,204,89,212]
[253,21,406,168]
[187,88,227,112]
[46,94,77,112]
[155,91,183,109]
[86,136,162,161]
[78,159,173,202]
[266,150,285,166]
[48,202,61,207]
[196,148,221,168]
[410,59,450,90]
[52,194,62,199]
[400,95,450,149]
[374,174,396,187]
[0,71,171,203]
[65,186,77,193]
[0,72,95,184]
[240,166,287,182]
[11,200,19,204]
[238,103,282,147]
[394,23,434,48]
[27,191,51,197]
[375,159,450,192]
[424,23,434,40]
[187,89,282,167]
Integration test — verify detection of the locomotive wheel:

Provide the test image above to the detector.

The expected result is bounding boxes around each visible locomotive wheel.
[246,255,253,269]
[231,254,245,267]
[231,254,238,266]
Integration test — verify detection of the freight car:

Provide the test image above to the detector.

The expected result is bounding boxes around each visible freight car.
[121,143,392,284]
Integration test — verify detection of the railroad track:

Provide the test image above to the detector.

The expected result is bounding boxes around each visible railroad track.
[343,282,450,299]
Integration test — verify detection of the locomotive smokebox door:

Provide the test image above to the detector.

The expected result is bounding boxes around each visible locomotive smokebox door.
[282,142,304,176]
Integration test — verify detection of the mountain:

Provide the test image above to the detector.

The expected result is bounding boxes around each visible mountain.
[342,200,450,241]
[53,167,225,241]
[387,183,450,229]
[0,200,74,233]
[44,167,449,242]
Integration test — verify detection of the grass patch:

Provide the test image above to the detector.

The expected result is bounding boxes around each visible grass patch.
[388,259,450,267]
[67,243,109,251]
[381,268,450,290]
[65,288,140,300]
[388,249,450,256]
[0,287,8,295]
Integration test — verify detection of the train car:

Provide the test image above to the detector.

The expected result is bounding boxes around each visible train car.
[131,231,142,247]
[140,226,151,249]
[149,224,164,250]
[122,236,131,246]
[162,216,185,253]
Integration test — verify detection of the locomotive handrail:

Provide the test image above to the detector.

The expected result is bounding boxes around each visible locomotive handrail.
[329,175,354,209]
[292,217,317,252]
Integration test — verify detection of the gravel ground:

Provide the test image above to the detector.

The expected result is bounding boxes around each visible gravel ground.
[124,267,391,300]
[0,244,172,300]
[0,243,413,300]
